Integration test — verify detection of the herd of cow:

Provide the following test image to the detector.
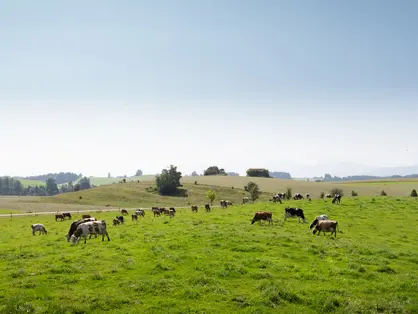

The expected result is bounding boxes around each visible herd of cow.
[29,195,341,244]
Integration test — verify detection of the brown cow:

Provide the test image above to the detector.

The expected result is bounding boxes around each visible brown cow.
[121,209,128,215]
[251,212,273,225]
[55,214,65,222]
[312,220,339,237]
[191,205,198,212]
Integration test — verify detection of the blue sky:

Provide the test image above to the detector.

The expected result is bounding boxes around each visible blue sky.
[0,0,417,177]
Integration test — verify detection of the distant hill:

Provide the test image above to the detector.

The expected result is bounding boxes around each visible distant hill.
[269,171,292,179]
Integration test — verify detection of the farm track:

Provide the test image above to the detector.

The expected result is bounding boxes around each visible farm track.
[0,205,223,218]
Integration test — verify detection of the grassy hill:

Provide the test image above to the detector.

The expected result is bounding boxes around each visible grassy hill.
[18,179,46,187]
[72,175,156,186]
[181,176,418,197]
[0,197,417,313]
[38,181,270,209]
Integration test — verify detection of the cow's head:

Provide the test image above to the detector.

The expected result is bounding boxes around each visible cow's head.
[309,219,318,230]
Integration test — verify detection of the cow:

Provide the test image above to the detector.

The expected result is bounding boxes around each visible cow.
[159,207,166,214]
[116,216,124,224]
[325,194,332,198]
[65,217,97,242]
[63,212,72,220]
[121,209,128,215]
[205,204,211,212]
[55,214,65,222]
[226,200,233,206]
[70,220,110,244]
[113,218,120,226]
[332,194,342,204]
[152,207,161,217]
[284,207,306,223]
[309,214,329,230]
[293,193,304,200]
[251,212,273,225]
[132,214,138,222]
[242,197,250,204]
[306,193,310,199]
[82,214,91,219]
[312,220,339,237]
[168,209,175,218]
[220,200,228,208]
[135,209,145,217]
[169,207,176,213]
[271,195,283,204]
[31,224,47,236]
[191,205,198,212]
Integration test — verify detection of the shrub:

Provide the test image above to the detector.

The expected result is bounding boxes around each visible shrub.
[286,188,292,200]
[155,165,182,195]
[320,192,325,199]
[206,190,216,205]
[411,189,417,197]
[330,188,344,197]
[246,168,270,178]
[351,190,358,197]
[246,181,261,202]
[381,190,387,196]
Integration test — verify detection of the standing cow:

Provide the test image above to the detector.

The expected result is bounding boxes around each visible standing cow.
[70,220,110,244]
[65,217,97,242]
[309,214,329,230]
[312,220,339,237]
[284,207,306,223]
[31,224,47,236]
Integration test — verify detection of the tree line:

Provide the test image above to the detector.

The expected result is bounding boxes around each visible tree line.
[0,176,92,196]
[18,172,82,185]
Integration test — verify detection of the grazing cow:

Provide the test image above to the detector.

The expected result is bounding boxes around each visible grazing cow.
[191,205,198,212]
[332,194,342,204]
[71,220,110,244]
[271,194,283,204]
[251,212,273,225]
[159,207,166,214]
[306,193,310,199]
[55,214,65,222]
[325,194,332,198]
[312,220,339,237]
[152,207,161,217]
[242,197,250,204]
[65,217,97,242]
[135,209,145,217]
[226,200,233,206]
[113,218,120,226]
[205,204,211,212]
[116,216,124,224]
[284,207,306,223]
[293,193,304,200]
[169,207,176,213]
[309,214,329,230]
[220,200,228,208]
[168,209,175,218]
[132,214,138,222]
[121,209,128,215]
[82,214,91,219]
[31,224,47,236]
[63,212,72,220]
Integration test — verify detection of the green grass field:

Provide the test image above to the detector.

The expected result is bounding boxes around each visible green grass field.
[0,197,417,313]
[18,179,46,187]
[77,176,156,187]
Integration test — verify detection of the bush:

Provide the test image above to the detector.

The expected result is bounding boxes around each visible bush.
[246,181,261,202]
[320,192,325,199]
[351,190,358,197]
[381,190,387,196]
[286,188,292,200]
[206,190,216,205]
[246,168,270,178]
[330,188,344,197]
[411,189,417,197]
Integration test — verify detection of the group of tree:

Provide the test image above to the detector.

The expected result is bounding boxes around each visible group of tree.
[204,166,227,176]
[0,176,91,196]
[155,165,182,195]
[20,172,82,185]
[246,168,270,178]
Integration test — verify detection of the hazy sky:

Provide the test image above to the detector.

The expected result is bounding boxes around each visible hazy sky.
[1,0,417,178]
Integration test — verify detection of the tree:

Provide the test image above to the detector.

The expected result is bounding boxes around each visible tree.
[191,171,199,176]
[206,190,216,205]
[330,188,344,197]
[320,192,325,199]
[204,166,226,176]
[411,189,417,197]
[74,183,81,192]
[79,177,91,190]
[381,190,387,196]
[45,177,59,196]
[286,187,292,200]
[246,181,261,202]
[155,165,182,195]
[351,190,358,197]
[135,169,143,176]
[246,168,270,178]
[67,181,73,192]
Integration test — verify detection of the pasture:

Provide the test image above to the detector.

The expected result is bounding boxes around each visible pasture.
[0,197,417,313]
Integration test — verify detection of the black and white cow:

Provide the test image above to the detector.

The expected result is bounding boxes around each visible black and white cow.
[70,220,110,244]
[284,207,306,223]
[65,217,97,242]
[332,194,342,204]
